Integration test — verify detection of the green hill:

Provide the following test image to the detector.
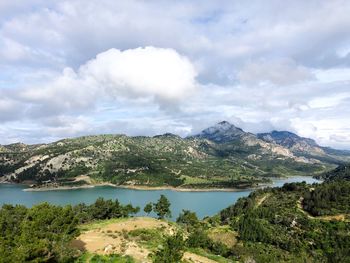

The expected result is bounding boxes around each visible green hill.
[0,134,327,189]
[218,180,350,262]
[1,121,348,189]
[316,163,350,181]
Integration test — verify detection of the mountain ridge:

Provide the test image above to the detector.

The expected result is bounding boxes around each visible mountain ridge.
[0,121,348,189]
[1,121,347,153]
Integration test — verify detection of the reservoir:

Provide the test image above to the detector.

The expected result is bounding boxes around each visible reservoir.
[0,176,320,219]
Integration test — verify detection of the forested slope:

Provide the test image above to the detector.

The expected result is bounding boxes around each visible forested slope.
[219,179,350,262]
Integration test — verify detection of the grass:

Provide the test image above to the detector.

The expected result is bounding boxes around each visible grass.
[79,217,129,231]
[75,252,135,263]
[208,226,238,249]
[187,247,232,263]
[181,175,213,185]
[128,228,164,249]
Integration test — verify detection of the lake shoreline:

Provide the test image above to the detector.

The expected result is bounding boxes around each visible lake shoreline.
[22,182,259,192]
[18,178,277,192]
[4,175,315,193]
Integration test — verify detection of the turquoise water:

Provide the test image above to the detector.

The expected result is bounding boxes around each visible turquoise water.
[0,176,320,219]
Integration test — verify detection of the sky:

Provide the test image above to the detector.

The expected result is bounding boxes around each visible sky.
[0,0,350,149]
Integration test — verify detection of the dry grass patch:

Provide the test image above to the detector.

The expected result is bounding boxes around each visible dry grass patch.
[183,252,218,263]
[208,226,237,249]
[72,217,174,263]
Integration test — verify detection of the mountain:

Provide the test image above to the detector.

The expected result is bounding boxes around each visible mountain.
[194,121,246,143]
[192,121,329,163]
[1,121,348,189]
[258,130,350,164]
[257,130,324,155]
[258,130,316,146]
[192,121,304,161]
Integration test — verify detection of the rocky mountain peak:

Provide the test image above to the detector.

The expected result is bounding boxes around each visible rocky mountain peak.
[257,130,323,155]
[258,131,318,147]
[194,121,246,143]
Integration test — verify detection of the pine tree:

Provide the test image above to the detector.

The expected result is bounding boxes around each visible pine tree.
[153,195,171,219]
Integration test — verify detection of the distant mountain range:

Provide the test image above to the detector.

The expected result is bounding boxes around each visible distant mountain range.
[194,121,350,163]
[1,121,349,189]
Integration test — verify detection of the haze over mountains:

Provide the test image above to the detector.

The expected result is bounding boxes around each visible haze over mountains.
[1,121,349,188]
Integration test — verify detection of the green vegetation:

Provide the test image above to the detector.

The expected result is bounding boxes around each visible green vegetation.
[176,209,200,231]
[153,232,185,263]
[0,199,139,262]
[73,198,139,223]
[0,130,333,189]
[316,163,350,181]
[0,203,78,262]
[141,195,172,219]
[143,202,153,215]
[76,253,135,263]
[153,194,172,219]
[303,180,350,216]
[128,228,164,249]
[219,180,350,262]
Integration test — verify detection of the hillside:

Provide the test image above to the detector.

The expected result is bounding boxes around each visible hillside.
[1,178,349,262]
[218,179,350,262]
[258,130,350,164]
[1,121,348,189]
[316,163,350,181]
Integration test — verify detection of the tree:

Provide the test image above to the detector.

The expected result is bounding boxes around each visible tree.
[153,232,184,263]
[144,202,153,215]
[186,227,211,248]
[176,210,199,231]
[16,203,79,262]
[90,197,110,219]
[153,195,171,219]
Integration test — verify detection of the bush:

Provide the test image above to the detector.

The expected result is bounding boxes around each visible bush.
[176,210,199,231]
[153,232,185,263]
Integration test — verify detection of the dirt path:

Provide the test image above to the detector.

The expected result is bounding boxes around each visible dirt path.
[297,197,348,222]
[255,193,271,208]
[74,175,92,184]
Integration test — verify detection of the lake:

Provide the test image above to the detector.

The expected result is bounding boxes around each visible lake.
[0,176,320,219]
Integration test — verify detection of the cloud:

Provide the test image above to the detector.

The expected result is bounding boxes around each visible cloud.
[81,47,197,102]
[0,97,22,121]
[238,58,314,86]
[3,46,197,119]
[309,92,350,109]
[1,0,350,149]
[0,38,32,62]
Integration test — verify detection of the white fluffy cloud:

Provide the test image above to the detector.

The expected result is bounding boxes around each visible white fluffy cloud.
[81,47,197,101]
[9,46,197,117]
